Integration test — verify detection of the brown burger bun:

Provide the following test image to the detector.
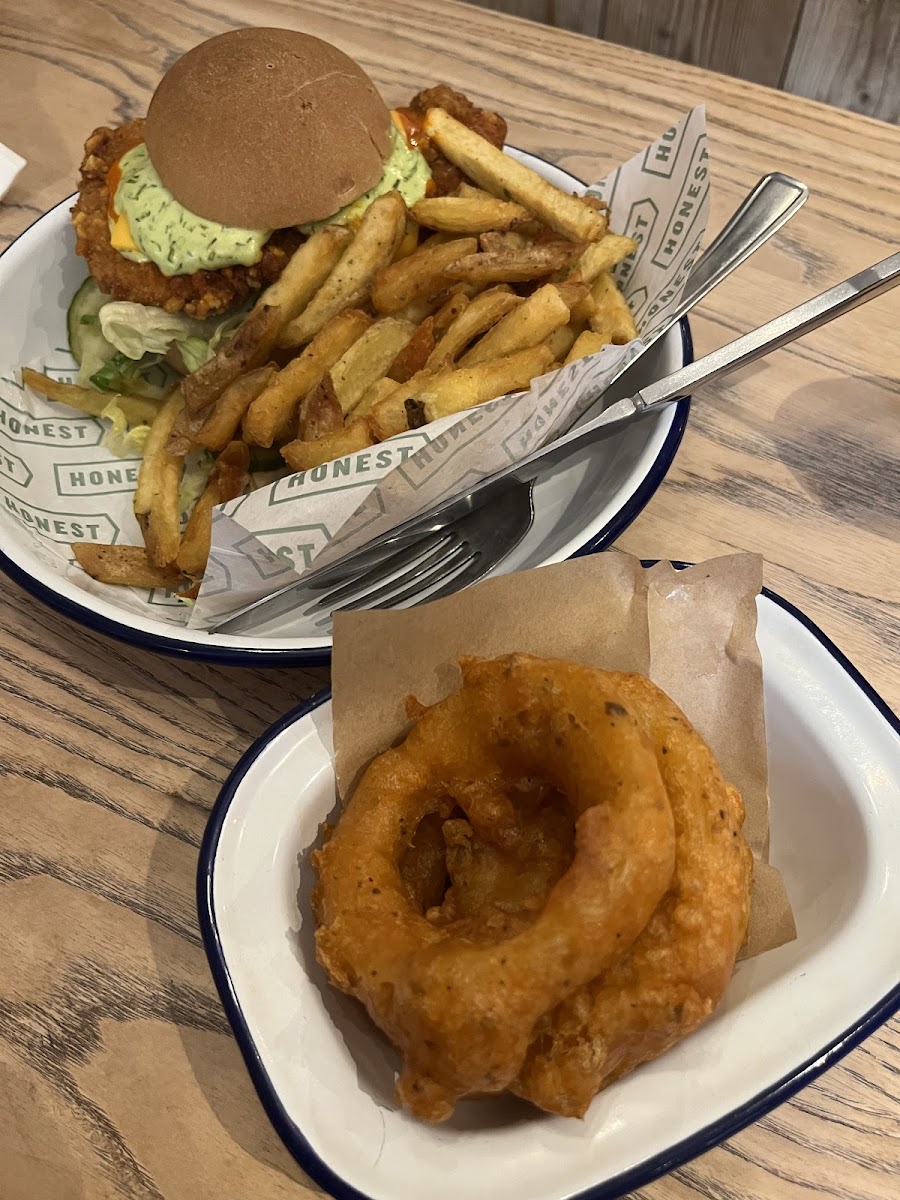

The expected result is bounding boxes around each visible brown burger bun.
[144,27,393,230]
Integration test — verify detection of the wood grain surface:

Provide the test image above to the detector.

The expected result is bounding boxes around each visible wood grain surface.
[0,1,898,1198]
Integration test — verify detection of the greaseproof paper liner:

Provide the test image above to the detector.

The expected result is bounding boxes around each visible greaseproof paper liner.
[330,552,796,958]
[0,108,707,633]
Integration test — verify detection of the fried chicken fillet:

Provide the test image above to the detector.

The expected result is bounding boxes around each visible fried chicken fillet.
[71,119,301,318]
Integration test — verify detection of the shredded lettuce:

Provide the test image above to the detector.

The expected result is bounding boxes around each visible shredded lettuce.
[98,303,222,361]
[179,449,216,517]
[99,398,152,458]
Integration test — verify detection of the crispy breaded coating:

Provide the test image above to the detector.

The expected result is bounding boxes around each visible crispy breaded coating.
[404,85,507,194]
[71,119,301,318]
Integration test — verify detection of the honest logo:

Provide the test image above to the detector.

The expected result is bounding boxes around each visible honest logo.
[0,448,33,489]
[2,493,119,543]
[0,396,103,446]
[54,459,141,496]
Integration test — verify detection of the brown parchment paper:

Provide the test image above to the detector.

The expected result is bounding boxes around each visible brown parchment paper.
[331,551,796,959]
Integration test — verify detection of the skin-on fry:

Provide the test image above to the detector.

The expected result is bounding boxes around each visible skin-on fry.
[411,195,529,235]
[423,107,608,242]
[175,440,250,580]
[432,289,471,333]
[351,376,399,419]
[371,237,478,314]
[364,369,445,440]
[256,225,352,323]
[72,543,184,590]
[331,318,417,412]
[244,309,372,447]
[461,284,570,366]
[558,232,639,285]
[132,390,185,568]
[564,330,610,364]
[426,286,520,368]
[479,230,529,254]
[388,316,436,382]
[279,192,408,347]
[182,302,282,413]
[281,419,374,473]
[414,345,554,422]
[298,375,344,440]
[588,271,639,344]
[446,241,583,285]
[547,322,582,362]
[20,368,161,426]
[195,365,277,452]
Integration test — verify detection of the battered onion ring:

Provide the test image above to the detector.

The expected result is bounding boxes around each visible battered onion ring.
[313,654,676,1122]
[513,672,753,1117]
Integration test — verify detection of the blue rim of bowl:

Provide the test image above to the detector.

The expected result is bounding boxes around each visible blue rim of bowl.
[0,172,691,667]
[196,580,900,1200]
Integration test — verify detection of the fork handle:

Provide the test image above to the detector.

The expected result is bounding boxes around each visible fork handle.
[634,250,900,413]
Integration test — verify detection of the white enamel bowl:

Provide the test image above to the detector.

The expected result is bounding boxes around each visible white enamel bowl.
[0,153,689,664]
[198,586,900,1200]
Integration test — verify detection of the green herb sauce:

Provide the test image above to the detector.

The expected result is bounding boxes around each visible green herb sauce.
[113,144,270,276]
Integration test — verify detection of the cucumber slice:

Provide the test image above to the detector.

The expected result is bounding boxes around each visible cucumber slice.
[67,277,117,383]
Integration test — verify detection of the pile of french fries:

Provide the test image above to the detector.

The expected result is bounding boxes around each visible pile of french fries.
[25,107,638,595]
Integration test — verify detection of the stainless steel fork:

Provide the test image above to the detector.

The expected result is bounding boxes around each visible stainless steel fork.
[215,173,810,634]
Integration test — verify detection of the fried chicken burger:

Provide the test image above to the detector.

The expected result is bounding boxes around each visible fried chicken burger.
[68,26,505,393]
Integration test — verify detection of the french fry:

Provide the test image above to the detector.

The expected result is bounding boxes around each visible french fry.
[371,237,478,314]
[461,284,570,366]
[257,225,352,323]
[446,240,583,285]
[559,233,639,285]
[432,289,472,333]
[20,368,161,426]
[281,419,374,473]
[414,346,554,422]
[479,230,529,253]
[387,316,436,382]
[411,194,529,234]
[393,218,421,261]
[194,365,278,452]
[423,107,608,242]
[133,391,185,567]
[279,192,408,346]
[588,271,639,344]
[351,376,399,419]
[547,322,582,362]
[182,303,282,413]
[330,318,417,412]
[426,286,520,368]
[564,329,611,364]
[554,281,591,311]
[72,543,185,590]
[176,441,250,580]
[364,370,443,440]
[244,309,372,446]
[298,376,344,440]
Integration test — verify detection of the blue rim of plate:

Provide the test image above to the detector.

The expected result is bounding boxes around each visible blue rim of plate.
[196,580,900,1200]
[0,171,691,667]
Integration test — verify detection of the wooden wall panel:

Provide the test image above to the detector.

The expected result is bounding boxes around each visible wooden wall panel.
[783,0,900,123]
[601,0,805,89]
[463,0,899,121]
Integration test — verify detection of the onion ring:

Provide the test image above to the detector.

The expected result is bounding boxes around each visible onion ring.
[313,654,676,1121]
[513,672,753,1117]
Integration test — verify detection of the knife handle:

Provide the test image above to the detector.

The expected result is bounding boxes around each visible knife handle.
[636,250,900,413]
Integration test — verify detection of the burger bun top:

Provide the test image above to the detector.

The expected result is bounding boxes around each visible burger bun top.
[144,27,393,229]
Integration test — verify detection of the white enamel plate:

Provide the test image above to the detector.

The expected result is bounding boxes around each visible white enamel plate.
[0,154,689,664]
[198,587,900,1200]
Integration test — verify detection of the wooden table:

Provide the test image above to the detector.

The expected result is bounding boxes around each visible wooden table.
[0,2,897,1197]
